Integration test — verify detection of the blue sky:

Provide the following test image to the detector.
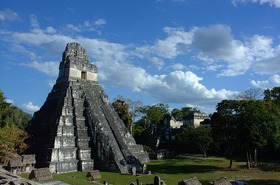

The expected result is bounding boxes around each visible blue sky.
[1,0,280,114]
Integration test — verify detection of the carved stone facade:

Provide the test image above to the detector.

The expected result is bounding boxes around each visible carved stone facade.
[27,42,149,174]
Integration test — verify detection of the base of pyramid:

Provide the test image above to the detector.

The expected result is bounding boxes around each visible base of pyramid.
[49,160,79,174]
[78,160,94,172]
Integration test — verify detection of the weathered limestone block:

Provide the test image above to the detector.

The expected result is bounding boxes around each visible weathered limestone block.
[54,136,75,148]
[211,177,231,185]
[49,160,78,174]
[178,176,202,185]
[86,170,101,182]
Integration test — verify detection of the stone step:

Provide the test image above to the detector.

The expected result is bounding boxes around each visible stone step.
[54,136,76,148]
[57,126,75,136]
[49,160,78,174]
[50,147,77,161]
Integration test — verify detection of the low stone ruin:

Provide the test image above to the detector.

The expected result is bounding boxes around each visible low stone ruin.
[0,167,39,185]
[7,154,36,174]
[86,170,101,182]
[29,168,53,182]
[178,176,202,185]
[208,177,231,185]
[22,155,36,172]
[8,155,22,174]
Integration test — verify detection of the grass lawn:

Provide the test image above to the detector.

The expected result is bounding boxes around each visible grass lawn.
[21,155,280,185]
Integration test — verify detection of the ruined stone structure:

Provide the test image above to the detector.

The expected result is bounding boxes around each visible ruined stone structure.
[169,112,210,129]
[27,42,149,174]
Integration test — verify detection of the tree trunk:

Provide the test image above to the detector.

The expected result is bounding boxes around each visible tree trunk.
[254,148,258,167]
[229,158,233,169]
[246,150,251,169]
[249,151,252,168]
[203,151,207,158]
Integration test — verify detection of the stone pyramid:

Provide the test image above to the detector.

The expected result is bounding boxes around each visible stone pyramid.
[26,42,149,174]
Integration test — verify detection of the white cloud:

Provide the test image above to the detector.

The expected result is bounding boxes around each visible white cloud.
[48,79,55,88]
[6,99,14,104]
[136,27,193,59]
[11,44,38,60]
[2,23,278,113]
[95,18,106,25]
[29,14,39,28]
[270,75,280,85]
[22,102,40,112]
[66,24,81,32]
[7,24,280,78]
[232,0,280,8]
[247,35,275,60]
[250,79,270,89]
[0,9,20,21]
[21,61,59,76]
[253,55,280,74]
[150,57,165,70]
[138,24,280,77]
[172,63,186,70]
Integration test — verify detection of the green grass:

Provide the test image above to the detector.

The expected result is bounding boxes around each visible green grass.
[21,156,280,185]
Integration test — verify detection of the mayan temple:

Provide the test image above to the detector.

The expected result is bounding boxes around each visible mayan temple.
[26,42,149,174]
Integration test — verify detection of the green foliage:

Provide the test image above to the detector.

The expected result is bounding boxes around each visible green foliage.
[0,124,29,163]
[264,87,280,105]
[171,107,201,121]
[132,122,146,137]
[0,89,31,163]
[0,89,32,129]
[179,126,212,157]
[171,108,183,121]
[112,99,132,131]
[136,103,170,126]
[212,99,280,168]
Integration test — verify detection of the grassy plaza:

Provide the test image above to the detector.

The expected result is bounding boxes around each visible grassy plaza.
[22,155,280,185]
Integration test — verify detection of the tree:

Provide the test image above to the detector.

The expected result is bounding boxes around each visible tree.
[112,99,132,133]
[0,124,29,164]
[171,107,201,121]
[0,89,32,129]
[136,103,170,127]
[171,108,183,121]
[113,95,143,122]
[179,126,212,158]
[235,88,263,100]
[212,99,280,169]
[264,87,280,106]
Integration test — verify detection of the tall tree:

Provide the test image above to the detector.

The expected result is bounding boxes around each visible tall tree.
[0,89,32,129]
[0,124,29,164]
[235,88,263,100]
[113,95,143,122]
[212,99,280,169]
[179,126,212,158]
[264,87,280,106]
[136,103,170,127]
[112,99,132,133]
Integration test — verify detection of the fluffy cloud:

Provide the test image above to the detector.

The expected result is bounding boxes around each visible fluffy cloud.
[270,75,280,85]
[137,24,280,77]
[2,22,279,113]
[250,79,270,89]
[20,61,59,76]
[95,19,106,25]
[0,9,20,21]
[22,102,40,112]
[29,15,39,28]
[232,0,280,8]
